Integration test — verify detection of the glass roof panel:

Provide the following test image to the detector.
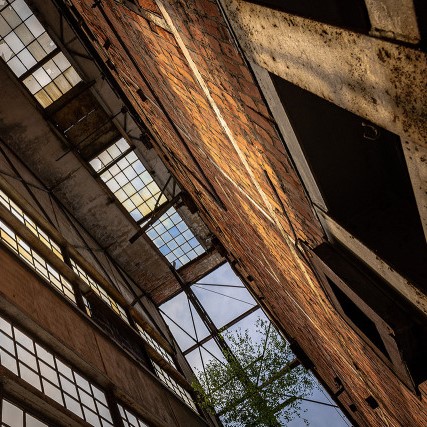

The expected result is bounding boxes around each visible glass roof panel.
[146,207,204,268]
[0,0,80,107]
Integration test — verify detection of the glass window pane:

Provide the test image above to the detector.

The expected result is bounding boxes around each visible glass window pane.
[14,22,34,45]
[7,55,25,75]
[44,80,62,101]
[26,414,48,427]
[4,30,24,53]
[25,15,44,38]
[19,362,42,390]
[0,15,12,37]
[2,6,21,29]
[34,88,52,107]
[43,58,60,78]
[33,67,51,86]
[42,379,63,405]
[37,31,55,54]
[64,394,83,418]
[17,47,36,68]
[12,0,33,20]
[2,399,24,427]
[27,39,45,60]
[0,349,18,374]
[64,67,81,86]
[52,51,70,71]
[0,39,13,60]
[23,74,41,94]
[53,73,71,93]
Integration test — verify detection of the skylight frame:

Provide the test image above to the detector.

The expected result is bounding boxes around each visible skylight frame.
[90,138,168,223]
[89,138,206,268]
[146,207,205,269]
[0,0,81,107]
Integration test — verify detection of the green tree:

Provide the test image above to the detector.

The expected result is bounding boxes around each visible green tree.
[192,318,314,426]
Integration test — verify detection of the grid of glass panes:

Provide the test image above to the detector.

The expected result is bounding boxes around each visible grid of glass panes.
[0,219,76,302]
[89,138,129,172]
[89,139,167,222]
[152,362,197,411]
[70,259,129,325]
[135,323,176,368]
[0,0,81,107]
[117,404,149,427]
[146,207,205,268]
[0,315,114,426]
[1,398,49,427]
[0,189,63,260]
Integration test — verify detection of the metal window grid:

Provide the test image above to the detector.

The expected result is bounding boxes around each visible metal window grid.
[135,323,176,368]
[152,362,197,411]
[0,219,75,302]
[89,138,130,172]
[146,207,205,268]
[90,139,167,223]
[0,189,63,260]
[1,398,48,427]
[70,259,129,325]
[0,315,114,426]
[117,403,149,427]
[0,0,81,107]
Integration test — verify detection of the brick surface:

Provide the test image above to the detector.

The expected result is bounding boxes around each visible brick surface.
[67,1,427,426]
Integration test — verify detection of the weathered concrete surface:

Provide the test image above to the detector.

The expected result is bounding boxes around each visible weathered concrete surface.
[60,0,427,425]
[365,0,420,43]
[222,0,427,146]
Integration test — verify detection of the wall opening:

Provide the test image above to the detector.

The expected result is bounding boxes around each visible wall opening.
[309,242,427,390]
[271,75,426,289]
[326,277,389,358]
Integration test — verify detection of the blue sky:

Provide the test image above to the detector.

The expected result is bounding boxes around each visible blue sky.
[161,264,351,426]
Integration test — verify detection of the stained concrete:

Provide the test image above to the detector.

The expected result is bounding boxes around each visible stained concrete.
[222,0,427,146]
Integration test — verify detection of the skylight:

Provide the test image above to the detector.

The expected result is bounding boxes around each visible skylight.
[90,138,167,222]
[146,207,205,268]
[90,139,206,268]
[0,0,81,107]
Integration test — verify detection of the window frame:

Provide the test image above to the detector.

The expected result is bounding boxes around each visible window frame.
[0,312,115,426]
[306,242,425,393]
[0,0,82,107]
